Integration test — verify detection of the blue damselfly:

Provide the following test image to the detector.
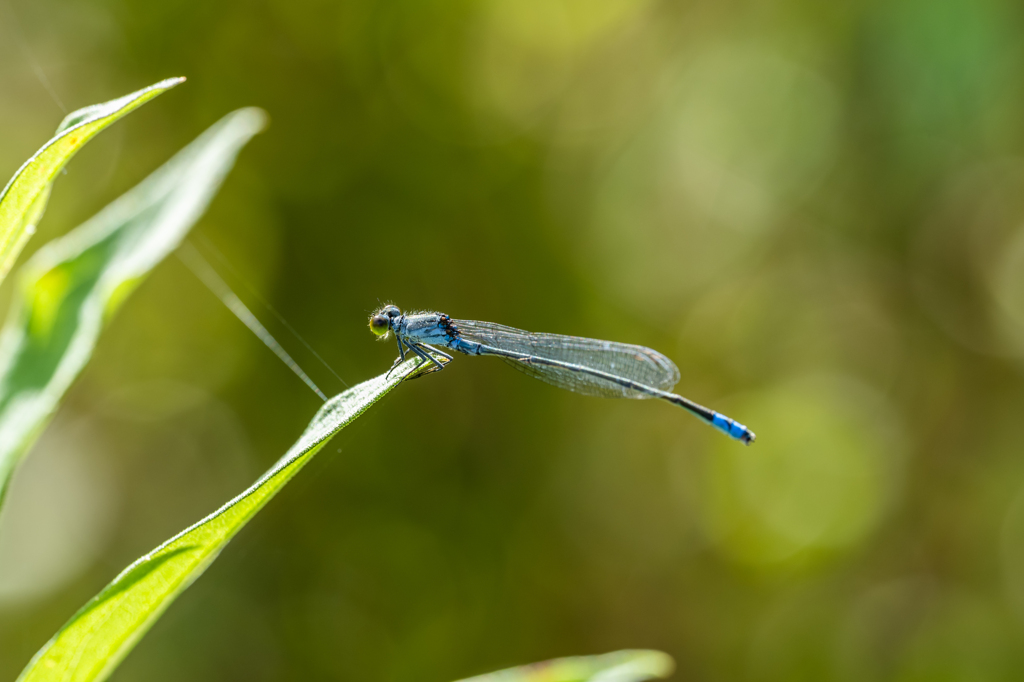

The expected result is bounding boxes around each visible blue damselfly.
[370,305,755,444]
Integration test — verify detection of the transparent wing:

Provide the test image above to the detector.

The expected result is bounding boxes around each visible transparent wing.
[454,319,680,399]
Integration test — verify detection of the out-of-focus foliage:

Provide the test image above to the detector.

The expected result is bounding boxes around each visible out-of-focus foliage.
[0,107,265,506]
[17,358,421,682]
[453,650,673,682]
[0,78,182,285]
[1,0,1024,680]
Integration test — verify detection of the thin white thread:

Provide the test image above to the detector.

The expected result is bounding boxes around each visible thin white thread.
[2,0,67,114]
[178,242,328,402]
[195,233,349,389]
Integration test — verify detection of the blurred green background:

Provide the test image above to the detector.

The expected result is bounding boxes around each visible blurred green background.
[3,0,1024,679]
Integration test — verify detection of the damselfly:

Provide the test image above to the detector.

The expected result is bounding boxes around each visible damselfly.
[369,305,755,444]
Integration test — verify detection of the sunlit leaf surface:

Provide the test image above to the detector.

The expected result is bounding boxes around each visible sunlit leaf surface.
[0,78,184,284]
[0,107,266,505]
[453,650,674,682]
[16,359,424,682]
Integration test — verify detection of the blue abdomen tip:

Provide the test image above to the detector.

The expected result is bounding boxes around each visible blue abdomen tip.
[712,413,755,445]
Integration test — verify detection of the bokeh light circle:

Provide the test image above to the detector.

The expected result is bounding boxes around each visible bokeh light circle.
[698,375,905,567]
[590,45,841,308]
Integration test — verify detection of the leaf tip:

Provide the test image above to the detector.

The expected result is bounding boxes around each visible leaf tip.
[148,76,187,93]
[236,106,270,134]
[643,650,676,677]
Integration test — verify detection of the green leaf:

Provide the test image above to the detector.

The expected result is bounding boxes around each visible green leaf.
[0,107,267,506]
[452,650,675,682]
[16,358,426,682]
[0,77,185,284]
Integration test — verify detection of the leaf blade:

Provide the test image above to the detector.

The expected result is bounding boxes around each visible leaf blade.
[0,107,267,506]
[16,359,423,682]
[0,77,184,283]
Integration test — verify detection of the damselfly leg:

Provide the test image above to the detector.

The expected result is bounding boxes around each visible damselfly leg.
[386,337,409,379]
[407,342,446,371]
[419,343,453,362]
[402,343,452,380]
[389,338,450,379]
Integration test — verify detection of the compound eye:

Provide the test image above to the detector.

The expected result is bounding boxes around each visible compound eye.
[369,314,390,336]
[382,305,401,318]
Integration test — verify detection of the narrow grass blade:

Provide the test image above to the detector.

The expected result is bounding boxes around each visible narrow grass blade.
[0,78,184,283]
[453,650,675,682]
[0,107,267,506]
[16,358,425,682]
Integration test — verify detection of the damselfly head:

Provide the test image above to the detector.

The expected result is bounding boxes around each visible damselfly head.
[369,314,390,337]
[369,304,401,339]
